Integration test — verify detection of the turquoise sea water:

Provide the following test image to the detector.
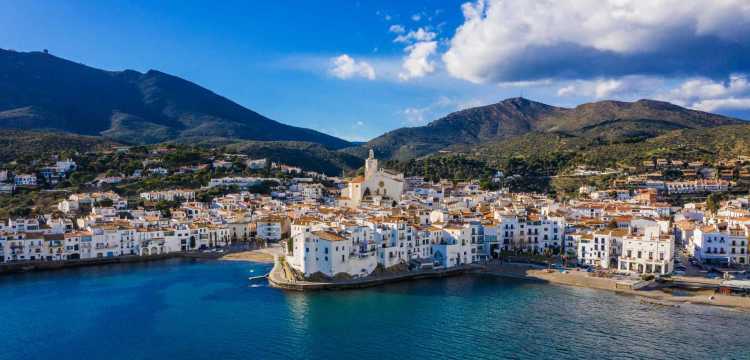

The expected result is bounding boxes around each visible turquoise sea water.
[0,259,748,360]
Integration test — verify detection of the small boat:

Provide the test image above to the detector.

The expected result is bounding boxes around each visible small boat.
[248,274,269,282]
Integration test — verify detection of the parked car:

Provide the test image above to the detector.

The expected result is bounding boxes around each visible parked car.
[706,272,721,279]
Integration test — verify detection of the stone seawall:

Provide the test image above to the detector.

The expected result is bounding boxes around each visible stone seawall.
[268,260,480,291]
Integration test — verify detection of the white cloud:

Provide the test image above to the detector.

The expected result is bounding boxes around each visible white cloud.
[552,73,750,114]
[376,10,392,21]
[401,96,485,125]
[556,85,576,97]
[457,98,483,110]
[355,121,365,126]
[402,107,429,125]
[328,54,376,80]
[389,24,405,34]
[394,27,437,43]
[411,14,422,22]
[693,98,750,112]
[398,41,438,80]
[556,76,664,99]
[443,0,750,83]
[659,74,750,112]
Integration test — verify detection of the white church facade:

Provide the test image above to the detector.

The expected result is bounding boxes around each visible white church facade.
[339,150,404,208]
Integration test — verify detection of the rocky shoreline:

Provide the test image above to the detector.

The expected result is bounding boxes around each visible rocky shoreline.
[267,255,479,290]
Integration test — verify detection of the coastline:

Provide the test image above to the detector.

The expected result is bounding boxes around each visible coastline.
[481,263,750,311]
[6,249,748,311]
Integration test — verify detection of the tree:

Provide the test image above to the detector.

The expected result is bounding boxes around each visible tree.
[10,207,31,217]
[706,193,724,214]
[96,198,114,207]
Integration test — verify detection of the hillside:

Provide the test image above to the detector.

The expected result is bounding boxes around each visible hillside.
[222,141,364,176]
[348,97,742,161]
[450,123,750,175]
[0,129,117,163]
[0,49,351,149]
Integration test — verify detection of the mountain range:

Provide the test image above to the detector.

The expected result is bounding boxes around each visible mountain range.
[0,49,351,149]
[1,49,748,176]
[345,97,743,160]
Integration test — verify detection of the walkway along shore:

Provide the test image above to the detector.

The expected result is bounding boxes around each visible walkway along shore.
[0,244,267,276]
[476,263,750,311]
[0,250,236,275]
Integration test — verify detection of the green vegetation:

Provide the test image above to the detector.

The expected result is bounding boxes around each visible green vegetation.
[384,156,497,182]
[224,141,364,176]
[470,124,750,173]
[0,130,115,164]
[0,189,68,218]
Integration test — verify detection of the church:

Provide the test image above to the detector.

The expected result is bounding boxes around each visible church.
[339,150,404,208]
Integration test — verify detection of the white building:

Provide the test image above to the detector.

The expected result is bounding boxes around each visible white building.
[140,189,196,202]
[208,177,265,188]
[256,216,287,242]
[287,230,377,278]
[246,158,267,170]
[55,159,77,173]
[0,183,14,194]
[300,183,325,200]
[618,233,674,275]
[14,174,37,186]
[339,150,404,208]
[691,226,749,265]
[148,167,169,176]
[666,180,730,194]
[577,229,627,269]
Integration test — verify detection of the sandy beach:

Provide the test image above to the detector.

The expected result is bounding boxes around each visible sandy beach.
[220,245,283,264]
[483,263,750,311]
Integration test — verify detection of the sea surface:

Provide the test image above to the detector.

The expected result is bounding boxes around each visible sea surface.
[0,259,748,360]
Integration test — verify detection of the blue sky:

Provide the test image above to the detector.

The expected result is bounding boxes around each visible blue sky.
[2,0,750,141]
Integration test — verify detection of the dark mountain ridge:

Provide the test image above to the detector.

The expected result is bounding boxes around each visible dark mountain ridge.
[0,49,351,148]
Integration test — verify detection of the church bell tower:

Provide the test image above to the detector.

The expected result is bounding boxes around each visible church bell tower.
[365,149,378,178]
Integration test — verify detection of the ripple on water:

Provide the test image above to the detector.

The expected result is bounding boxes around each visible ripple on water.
[0,261,748,360]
